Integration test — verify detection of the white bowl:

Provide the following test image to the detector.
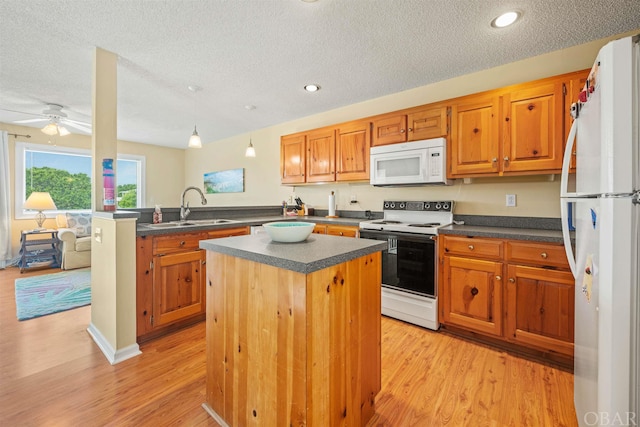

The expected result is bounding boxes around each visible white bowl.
[262,221,315,243]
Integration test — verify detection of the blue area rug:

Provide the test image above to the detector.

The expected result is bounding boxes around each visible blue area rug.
[15,268,91,321]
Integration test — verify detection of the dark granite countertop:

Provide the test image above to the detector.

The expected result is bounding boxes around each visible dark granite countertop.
[438,224,566,243]
[199,233,387,274]
[136,215,363,236]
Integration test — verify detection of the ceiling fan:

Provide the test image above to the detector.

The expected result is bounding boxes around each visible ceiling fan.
[9,103,92,135]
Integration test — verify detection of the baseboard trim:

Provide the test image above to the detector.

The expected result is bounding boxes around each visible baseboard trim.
[87,323,141,365]
[202,403,229,427]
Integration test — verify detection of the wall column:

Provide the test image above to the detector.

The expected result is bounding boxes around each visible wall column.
[87,47,141,364]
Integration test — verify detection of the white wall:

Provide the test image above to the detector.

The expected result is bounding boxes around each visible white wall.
[183,30,639,217]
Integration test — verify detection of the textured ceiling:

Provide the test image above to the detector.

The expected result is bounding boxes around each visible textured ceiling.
[1,0,639,148]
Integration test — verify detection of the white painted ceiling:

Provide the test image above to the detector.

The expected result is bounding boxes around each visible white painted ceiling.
[1,0,639,148]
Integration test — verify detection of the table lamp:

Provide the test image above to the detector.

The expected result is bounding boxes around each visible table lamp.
[24,192,57,230]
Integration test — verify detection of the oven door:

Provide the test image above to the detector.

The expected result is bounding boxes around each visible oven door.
[359,229,436,297]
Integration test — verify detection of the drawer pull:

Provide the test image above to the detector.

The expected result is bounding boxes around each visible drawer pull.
[495,275,502,281]
[540,252,548,259]
[470,287,479,296]
[508,278,515,283]
[180,241,186,246]
[468,244,474,250]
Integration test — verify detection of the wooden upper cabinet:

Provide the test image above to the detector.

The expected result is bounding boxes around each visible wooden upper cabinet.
[306,127,336,183]
[372,105,449,146]
[502,80,564,173]
[372,114,407,146]
[450,94,500,176]
[335,120,371,181]
[407,106,448,140]
[280,133,306,184]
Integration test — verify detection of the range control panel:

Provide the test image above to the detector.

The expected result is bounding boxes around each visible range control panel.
[382,200,454,212]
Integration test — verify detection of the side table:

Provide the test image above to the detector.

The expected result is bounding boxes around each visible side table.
[18,229,61,273]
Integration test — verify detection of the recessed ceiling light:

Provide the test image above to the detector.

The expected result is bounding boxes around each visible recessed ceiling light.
[304,84,320,92]
[491,11,521,28]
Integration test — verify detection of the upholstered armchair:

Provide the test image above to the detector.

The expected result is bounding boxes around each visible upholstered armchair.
[56,213,92,270]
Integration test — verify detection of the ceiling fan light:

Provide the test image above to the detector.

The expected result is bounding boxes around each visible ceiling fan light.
[188,125,202,148]
[58,125,70,136]
[41,123,59,135]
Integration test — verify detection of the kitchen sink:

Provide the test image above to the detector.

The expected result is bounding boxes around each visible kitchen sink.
[142,219,239,228]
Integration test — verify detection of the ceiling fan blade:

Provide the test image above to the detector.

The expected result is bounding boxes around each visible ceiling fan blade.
[14,118,47,124]
[62,121,92,133]
[0,107,42,117]
[63,118,91,127]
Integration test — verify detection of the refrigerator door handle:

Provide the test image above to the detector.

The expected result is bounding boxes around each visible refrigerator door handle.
[560,199,577,277]
[560,118,578,277]
[560,119,578,198]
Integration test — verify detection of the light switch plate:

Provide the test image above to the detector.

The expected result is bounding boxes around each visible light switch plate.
[506,194,517,207]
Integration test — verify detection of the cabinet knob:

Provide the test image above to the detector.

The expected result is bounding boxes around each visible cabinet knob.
[339,232,344,235]
[504,156,510,162]
[468,244,474,250]
[400,129,406,133]
[540,252,548,259]
[508,278,515,283]
[180,241,186,246]
[492,158,498,163]
[408,127,413,132]
[470,287,479,296]
[495,275,502,281]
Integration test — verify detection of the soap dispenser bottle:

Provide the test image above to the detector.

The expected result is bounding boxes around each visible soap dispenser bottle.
[153,205,163,224]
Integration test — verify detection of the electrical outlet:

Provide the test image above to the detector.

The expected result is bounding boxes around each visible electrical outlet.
[350,194,357,204]
[506,194,517,207]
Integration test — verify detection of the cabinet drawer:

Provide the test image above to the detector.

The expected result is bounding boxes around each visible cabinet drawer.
[442,235,503,259]
[207,227,250,239]
[506,241,569,269]
[153,232,206,255]
[326,225,359,238]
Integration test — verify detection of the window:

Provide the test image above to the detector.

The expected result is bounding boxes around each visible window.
[15,142,145,218]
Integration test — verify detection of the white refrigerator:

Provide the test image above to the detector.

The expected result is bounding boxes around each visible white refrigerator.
[560,34,639,426]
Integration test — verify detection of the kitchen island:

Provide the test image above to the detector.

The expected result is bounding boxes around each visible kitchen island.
[199,233,386,427]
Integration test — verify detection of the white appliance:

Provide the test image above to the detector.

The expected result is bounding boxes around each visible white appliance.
[370,138,451,186]
[560,34,639,427]
[359,200,454,330]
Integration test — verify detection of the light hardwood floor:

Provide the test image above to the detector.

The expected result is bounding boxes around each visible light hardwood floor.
[0,266,578,426]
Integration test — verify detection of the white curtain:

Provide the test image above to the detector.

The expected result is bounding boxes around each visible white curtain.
[0,131,12,268]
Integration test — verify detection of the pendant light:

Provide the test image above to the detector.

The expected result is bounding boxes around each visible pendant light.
[187,85,202,148]
[245,136,256,157]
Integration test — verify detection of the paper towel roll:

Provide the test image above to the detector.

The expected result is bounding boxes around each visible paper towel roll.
[328,191,336,216]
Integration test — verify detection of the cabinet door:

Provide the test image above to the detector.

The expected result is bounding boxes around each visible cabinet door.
[153,250,205,327]
[372,114,407,146]
[335,121,370,181]
[442,256,503,336]
[306,127,336,183]
[502,81,564,173]
[312,224,327,234]
[450,95,500,176]
[407,106,448,140]
[505,265,574,356]
[281,133,306,184]
[325,225,359,238]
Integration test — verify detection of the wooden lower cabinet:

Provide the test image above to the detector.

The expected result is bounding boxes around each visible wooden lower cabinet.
[440,234,574,364]
[442,256,503,336]
[505,264,575,356]
[136,226,250,342]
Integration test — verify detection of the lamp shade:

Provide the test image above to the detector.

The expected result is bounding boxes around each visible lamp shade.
[245,139,256,157]
[188,125,202,148]
[24,192,57,211]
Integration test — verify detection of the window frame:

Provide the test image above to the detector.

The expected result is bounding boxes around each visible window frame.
[15,142,145,219]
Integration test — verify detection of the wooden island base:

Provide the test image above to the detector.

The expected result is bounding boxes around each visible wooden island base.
[204,251,381,426]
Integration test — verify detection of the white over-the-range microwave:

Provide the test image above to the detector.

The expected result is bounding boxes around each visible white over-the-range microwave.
[369,137,452,186]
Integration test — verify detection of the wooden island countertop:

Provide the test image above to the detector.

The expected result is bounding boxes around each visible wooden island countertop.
[200,233,385,426]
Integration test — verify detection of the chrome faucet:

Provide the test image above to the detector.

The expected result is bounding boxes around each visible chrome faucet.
[180,186,207,221]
